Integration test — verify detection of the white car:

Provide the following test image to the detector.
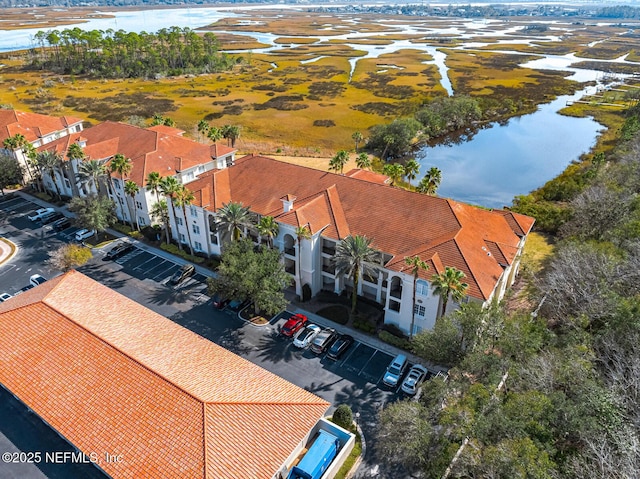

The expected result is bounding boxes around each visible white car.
[0,293,12,302]
[29,274,47,287]
[74,229,96,241]
[27,207,54,221]
[293,324,321,349]
[401,364,429,395]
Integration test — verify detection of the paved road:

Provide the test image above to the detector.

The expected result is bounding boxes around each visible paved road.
[0,193,410,478]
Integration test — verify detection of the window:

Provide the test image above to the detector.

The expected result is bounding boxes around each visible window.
[225,156,233,167]
[179,234,186,243]
[176,217,183,226]
[190,206,197,218]
[210,233,218,245]
[413,304,426,317]
[412,325,423,336]
[194,241,203,251]
[136,201,143,210]
[416,280,429,296]
[192,224,200,235]
[139,216,146,226]
[75,125,81,132]
[118,197,124,205]
[64,179,71,189]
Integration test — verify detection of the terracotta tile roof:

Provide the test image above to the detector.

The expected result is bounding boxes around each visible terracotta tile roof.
[40,121,237,187]
[0,271,328,479]
[191,155,534,301]
[0,109,82,144]
[344,168,390,185]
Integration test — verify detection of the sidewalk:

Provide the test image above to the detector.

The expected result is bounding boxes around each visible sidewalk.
[14,190,443,371]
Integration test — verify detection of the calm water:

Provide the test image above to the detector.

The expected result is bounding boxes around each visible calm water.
[416,89,603,208]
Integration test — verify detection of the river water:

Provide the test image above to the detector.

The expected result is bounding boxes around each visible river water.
[1,7,633,207]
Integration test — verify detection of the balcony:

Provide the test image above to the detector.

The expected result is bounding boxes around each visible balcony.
[390,287,402,299]
[284,246,295,256]
[285,264,295,275]
[322,246,336,256]
[322,264,336,275]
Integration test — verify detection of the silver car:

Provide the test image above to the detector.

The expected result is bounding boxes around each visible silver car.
[293,324,321,349]
[401,364,428,395]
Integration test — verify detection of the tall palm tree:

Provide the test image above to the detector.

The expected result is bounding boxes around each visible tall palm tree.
[109,153,132,220]
[404,159,420,188]
[77,159,106,196]
[383,163,405,187]
[221,124,241,148]
[217,201,252,242]
[160,176,181,246]
[404,255,430,338]
[207,126,222,144]
[145,171,162,204]
[332,234,379,315]
[295,224,311,299]
[124,180,140,230]
[431,266,469,318]
[257,215,279,248]
[36,150,62,199]
[352,131,363,152]
[329,150,349,175]
[150,199,170,244]
[174,185,196,255]
[417,167,442,195]
[356,153,371,170]
[197,119,210,142]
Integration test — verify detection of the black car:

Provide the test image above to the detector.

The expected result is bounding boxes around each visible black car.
[39,211,64,225]
[51,217,71,231]
[212,292,230,309]
[105,242,135,260]
[326,334,355,361]
[169,264,195,285]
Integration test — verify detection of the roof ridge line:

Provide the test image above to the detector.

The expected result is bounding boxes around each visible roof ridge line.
[450,236,489,301]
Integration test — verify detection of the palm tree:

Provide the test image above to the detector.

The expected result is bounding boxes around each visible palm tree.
[417,167,442,195]
[77,159,106,196]
[197,119,210,142]
[383,163,405,187]
[404,255,430,338]
[145,171,162,204]
[257,215,279,248]
[67,142,85,163]
[109,153,132,220]
[160,176,181,246]
[431,266,469,318]
[355,153,371,170]
[124,180,140,230]
[352,131,363,152]
[295,224,311,299]
[174,185,196,255]
[207,126,222,143]
[36,150,62,199]
[150,199,171,244]
[217,201,252,241]
[329,150,349,175]
[332,234,379,315]
[404,159,420,188]
[221,124,241,148]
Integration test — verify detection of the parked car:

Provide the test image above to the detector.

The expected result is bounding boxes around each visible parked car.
[169,263,195,285]
[281,313,308,337]
[227,298,251,312]
[382,354,408,388]
[293,324,322,349]
[212,292,230,310]
[29,274,47,287]
[0,293,12,302]
[39,211,64,225]
[74,229,96,241]
[105,242,135,260]
[27,207,54,221]
[401,364,429,395]
[52,217,71,231]
[326,334,355,361]
[310,328,339,354]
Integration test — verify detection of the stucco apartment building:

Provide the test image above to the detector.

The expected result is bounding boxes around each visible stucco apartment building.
[4,111,534,333]
[0,271,329,478]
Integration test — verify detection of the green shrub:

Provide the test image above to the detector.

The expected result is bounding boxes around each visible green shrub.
[160,243,205,263]
[381,323,406,338]
[332,404,353,430]
[353,319,376,334]
[379,330,411,350]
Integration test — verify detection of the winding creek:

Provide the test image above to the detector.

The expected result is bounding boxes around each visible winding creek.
[2,6,637,207]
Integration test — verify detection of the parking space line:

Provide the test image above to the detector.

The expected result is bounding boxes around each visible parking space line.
[337,342,359,367]
[151,264,177,281]
[358,349,379,376]
[115,250,142,264]
[132,256,159,271]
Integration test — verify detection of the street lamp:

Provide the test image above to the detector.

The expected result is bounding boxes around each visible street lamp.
[355,411,360,429]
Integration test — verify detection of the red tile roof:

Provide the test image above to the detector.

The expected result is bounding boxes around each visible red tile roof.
[0,271,328,479]
[344,168,390,185]
[190,155,534,301]
[0,109,82,144]
[41,121,236,187]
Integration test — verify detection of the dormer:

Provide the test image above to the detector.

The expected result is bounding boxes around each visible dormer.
[77,138,87,148]
[281,194,296,213]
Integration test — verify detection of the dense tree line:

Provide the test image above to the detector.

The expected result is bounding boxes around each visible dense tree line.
[28,27,235,78]
[375,97,640,478]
